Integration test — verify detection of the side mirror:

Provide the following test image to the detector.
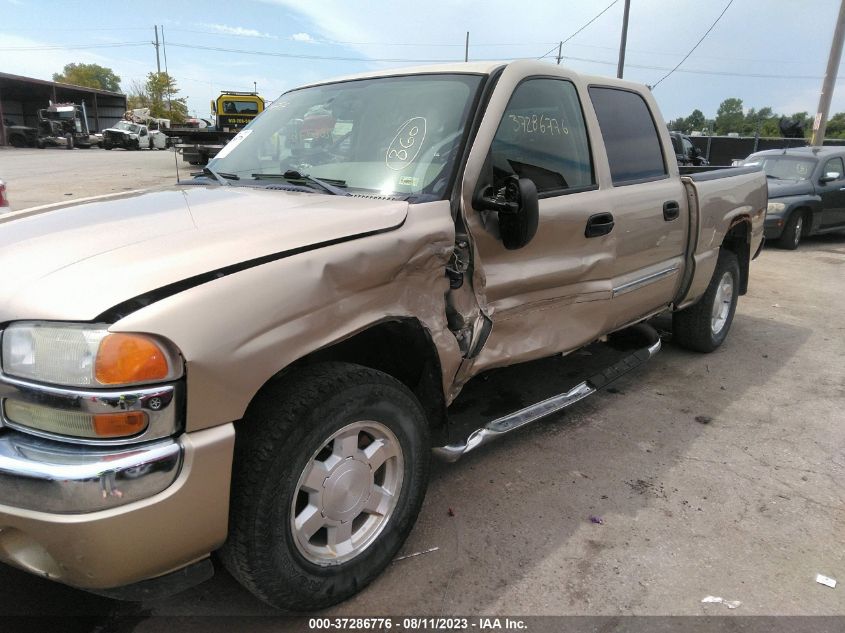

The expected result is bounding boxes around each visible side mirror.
[821,171,841,183]
[474,175,539,250]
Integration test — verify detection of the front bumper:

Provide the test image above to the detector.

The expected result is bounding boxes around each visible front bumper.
[764,214,786,239]
[0,423,234,589]
[0,431,182,514]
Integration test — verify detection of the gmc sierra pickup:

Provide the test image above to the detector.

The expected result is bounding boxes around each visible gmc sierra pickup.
[0,60,766,610]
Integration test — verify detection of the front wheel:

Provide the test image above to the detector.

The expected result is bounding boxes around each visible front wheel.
[777,211,804,250]
[220,362,430,611]
[672,250,740,353]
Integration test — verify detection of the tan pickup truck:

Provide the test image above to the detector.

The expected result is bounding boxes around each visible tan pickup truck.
[0,61,765,609]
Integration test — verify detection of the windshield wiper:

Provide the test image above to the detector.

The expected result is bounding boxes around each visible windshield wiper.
[202,166,240,184]
[251,170,348,196]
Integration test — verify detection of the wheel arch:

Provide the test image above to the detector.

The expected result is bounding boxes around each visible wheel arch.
[245,318,448,442]
[791,204,815,234]
[721,216,752,295]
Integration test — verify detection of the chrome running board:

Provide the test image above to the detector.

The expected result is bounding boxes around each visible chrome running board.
[433,338,661,462]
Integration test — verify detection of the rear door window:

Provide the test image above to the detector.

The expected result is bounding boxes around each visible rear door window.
[589,87,667,185]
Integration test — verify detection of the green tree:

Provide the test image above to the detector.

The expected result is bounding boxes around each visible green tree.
[826,112,845,139]
[127,72,188,123]
[715,98,744,135]
[668,116,687,132]
[53,63,121,92]
[684,109,706,133]
[741,106,775,136]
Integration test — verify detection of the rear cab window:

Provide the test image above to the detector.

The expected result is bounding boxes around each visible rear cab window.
[588,86,668,185]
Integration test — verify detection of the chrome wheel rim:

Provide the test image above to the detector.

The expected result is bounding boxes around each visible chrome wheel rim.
[793,216,803,247]
[291,420,404,566]
[710,272,734,335]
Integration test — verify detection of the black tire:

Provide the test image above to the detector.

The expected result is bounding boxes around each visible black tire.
[103,141,112,150]
[65,133,74,150]
[777,211,804,250]
[220,362,430,611]
[36,138,45,149]
[672,249,740,353]
[9,135,25,148]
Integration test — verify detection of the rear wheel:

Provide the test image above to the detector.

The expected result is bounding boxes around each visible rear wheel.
[673,250,740,353]
[220,362,430,611]
[777,211,804,250]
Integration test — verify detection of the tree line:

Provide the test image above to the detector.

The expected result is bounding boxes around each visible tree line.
[52,63,189,123]
[668,97,845,139]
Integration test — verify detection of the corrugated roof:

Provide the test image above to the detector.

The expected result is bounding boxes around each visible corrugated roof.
[0,71,125,97]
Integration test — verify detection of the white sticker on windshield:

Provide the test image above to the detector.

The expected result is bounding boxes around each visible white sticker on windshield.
[214,129,252,160]
[386,117,426,171]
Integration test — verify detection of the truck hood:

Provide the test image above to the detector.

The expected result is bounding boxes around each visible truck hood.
[0,185,408,322]
[767,179,814,199]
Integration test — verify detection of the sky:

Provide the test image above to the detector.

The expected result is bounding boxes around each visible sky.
[2,0,845,124]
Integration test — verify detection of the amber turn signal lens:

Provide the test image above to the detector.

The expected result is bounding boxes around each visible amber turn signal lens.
[95,333,169,385]
[93,412,149,437]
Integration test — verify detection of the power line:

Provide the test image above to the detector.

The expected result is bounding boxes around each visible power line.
[166,41,455,63]
[652,0,734,88]
[0,41,150,51]
[164,40,845,81]
[539,0,620,60]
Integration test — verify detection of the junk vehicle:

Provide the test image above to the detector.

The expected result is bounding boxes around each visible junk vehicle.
[163,90,264,165]
[670,131,709,166]
[102,109,169,151]
[0,60,766,610]
[2,118,37,148]
[35,102,96,149]
[744,146,845,249]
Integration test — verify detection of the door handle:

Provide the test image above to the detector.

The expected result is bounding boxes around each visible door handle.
[585,212,614,237]
[663,200,680,221]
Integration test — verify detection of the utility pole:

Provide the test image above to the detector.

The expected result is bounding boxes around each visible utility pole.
[811,0,845,146]
[556,41,563,65]
[465,32,470,62]
[617,0,631,78]
[154,25,161,74]
[161,25,173,118]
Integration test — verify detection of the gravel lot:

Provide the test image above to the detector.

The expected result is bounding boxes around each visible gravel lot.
[1,147,843,628]
[0,145,179,212]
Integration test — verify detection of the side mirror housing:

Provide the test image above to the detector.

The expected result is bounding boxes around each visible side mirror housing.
[474,176,539,250]
[820,171,841,183]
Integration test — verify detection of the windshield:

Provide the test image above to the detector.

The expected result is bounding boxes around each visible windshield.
[114,121,140,133]
[221,100,260,114]
[210,73,483,198]
[744,155,816,180]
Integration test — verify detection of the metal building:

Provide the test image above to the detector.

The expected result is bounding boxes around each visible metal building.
[0,72,127,145]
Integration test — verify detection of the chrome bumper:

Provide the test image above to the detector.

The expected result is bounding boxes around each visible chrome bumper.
[0,430,182,513]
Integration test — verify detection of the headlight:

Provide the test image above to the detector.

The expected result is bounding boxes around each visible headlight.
[767,202,787,213]
[1,322,182,388]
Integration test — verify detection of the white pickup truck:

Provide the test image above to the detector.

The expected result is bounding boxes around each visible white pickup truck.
[0,61,765,610]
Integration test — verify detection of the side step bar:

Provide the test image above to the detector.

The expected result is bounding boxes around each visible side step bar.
[433,337,662,463]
